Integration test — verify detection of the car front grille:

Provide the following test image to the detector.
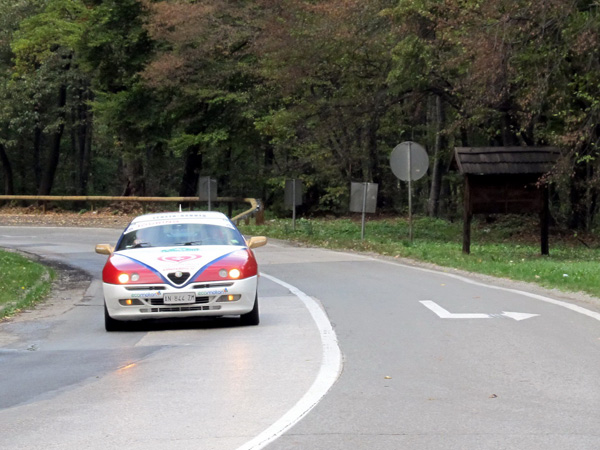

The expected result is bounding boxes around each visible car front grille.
[167,272,191,285]
[140,305,222,313]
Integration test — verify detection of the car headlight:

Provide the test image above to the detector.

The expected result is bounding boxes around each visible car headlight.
[194,250,257,282]
[103,255,163,285]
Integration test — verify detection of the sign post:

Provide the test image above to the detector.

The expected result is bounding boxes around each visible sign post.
[198,177,217,211]
[390,141,429,242]
[350,182,378,240]
[285,179,303,230]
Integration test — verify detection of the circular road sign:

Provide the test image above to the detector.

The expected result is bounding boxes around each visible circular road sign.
[390,141,429,181]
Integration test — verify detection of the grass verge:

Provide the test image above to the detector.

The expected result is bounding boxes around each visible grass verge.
[239,215,600,299]
[0,249,55,319]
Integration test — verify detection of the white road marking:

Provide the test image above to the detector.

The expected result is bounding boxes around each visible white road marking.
[420,301,539,321]
[235,273,342,450]
[262,244,596,322]
[358,255,600,323]
[501,311,540,321]
[420,300,491,319]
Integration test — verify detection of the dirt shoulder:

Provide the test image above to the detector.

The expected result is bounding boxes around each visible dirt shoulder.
[0,207,135,229]
[0,208,128,325]
[0,251,94,346]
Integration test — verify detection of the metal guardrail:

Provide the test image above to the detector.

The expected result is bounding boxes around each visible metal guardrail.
[230,198,262,224]
[0,195,264,224]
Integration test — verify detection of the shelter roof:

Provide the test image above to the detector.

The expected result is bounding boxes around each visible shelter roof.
[454,147,561,175]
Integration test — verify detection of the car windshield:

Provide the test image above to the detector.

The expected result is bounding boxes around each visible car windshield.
[116,222,244,250]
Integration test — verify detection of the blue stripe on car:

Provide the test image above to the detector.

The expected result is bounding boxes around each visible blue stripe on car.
[117,249,242,288]
[188,250,241,285]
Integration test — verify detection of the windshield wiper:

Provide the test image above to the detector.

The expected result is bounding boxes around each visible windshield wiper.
[177,241,203,246]
[131,242,152,248]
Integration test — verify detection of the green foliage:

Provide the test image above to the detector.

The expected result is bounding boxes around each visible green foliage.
[168,131,228,157]
[11,0,87,74]
[0,249,54,318]
[240,215,600,298]
[2,0,600,231]
[79,0,152,91]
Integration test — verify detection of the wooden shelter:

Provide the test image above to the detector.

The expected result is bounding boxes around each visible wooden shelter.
[454,147,561,255]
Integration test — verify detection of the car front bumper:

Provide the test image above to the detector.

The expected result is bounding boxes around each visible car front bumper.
[103,275,258,321]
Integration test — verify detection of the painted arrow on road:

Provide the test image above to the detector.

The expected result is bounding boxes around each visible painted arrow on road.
[420,301,539,321]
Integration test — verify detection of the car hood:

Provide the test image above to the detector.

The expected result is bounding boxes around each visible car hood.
[116,245,246,279]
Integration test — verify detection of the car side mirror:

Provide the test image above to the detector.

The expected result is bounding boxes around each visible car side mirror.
[95,244,114,255]
[247,236,267,249]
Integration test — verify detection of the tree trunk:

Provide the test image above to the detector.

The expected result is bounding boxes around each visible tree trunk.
[367,113,380,184]
[38,84,67,195]
[121,152,146,197]
[462,176,472,254]
[33,122,42,191]
[262,144,274,205]
[428,95,445,217]
[179,145,202,197]
[569,160,587,229]
[585,160,596,230]
[77,90,93,196]
[0,143,15,195]
[500,109,519,146]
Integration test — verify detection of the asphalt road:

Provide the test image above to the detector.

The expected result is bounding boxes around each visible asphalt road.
[259,245,600,450]
[1,226,600,450]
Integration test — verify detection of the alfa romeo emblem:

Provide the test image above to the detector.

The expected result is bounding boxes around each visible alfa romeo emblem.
[175,271,183,278]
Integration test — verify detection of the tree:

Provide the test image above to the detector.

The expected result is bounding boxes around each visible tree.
[251,0,411,212]
[0,0,43,195]
[142,0,268,197]
[10,0,90,195]
[79,0,155,196]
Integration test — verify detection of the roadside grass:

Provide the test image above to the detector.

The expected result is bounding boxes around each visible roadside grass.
[0,250,54,319]
[239,215,600,299]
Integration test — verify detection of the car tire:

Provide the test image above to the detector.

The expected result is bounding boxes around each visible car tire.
[240,294,259,326]
[104,303,126,331]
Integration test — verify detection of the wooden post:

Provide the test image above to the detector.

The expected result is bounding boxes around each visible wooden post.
[540,186,549,255]
[462,176,472,254]
[256,208,265,225]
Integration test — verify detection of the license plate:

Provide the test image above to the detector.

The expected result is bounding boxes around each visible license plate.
[163,292,196,304]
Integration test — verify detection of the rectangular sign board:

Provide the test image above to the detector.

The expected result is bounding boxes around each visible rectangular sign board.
[284,179,303,209]
[350,182,378,213]
[198,177,217,202]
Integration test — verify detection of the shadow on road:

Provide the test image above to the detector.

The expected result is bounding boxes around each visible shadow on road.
[112,316,247,332]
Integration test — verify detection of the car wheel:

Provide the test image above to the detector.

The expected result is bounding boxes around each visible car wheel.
[240,294,259,326]
[104,303,126,332]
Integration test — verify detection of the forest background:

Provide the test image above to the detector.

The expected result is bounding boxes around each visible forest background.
[1,0,600,230]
